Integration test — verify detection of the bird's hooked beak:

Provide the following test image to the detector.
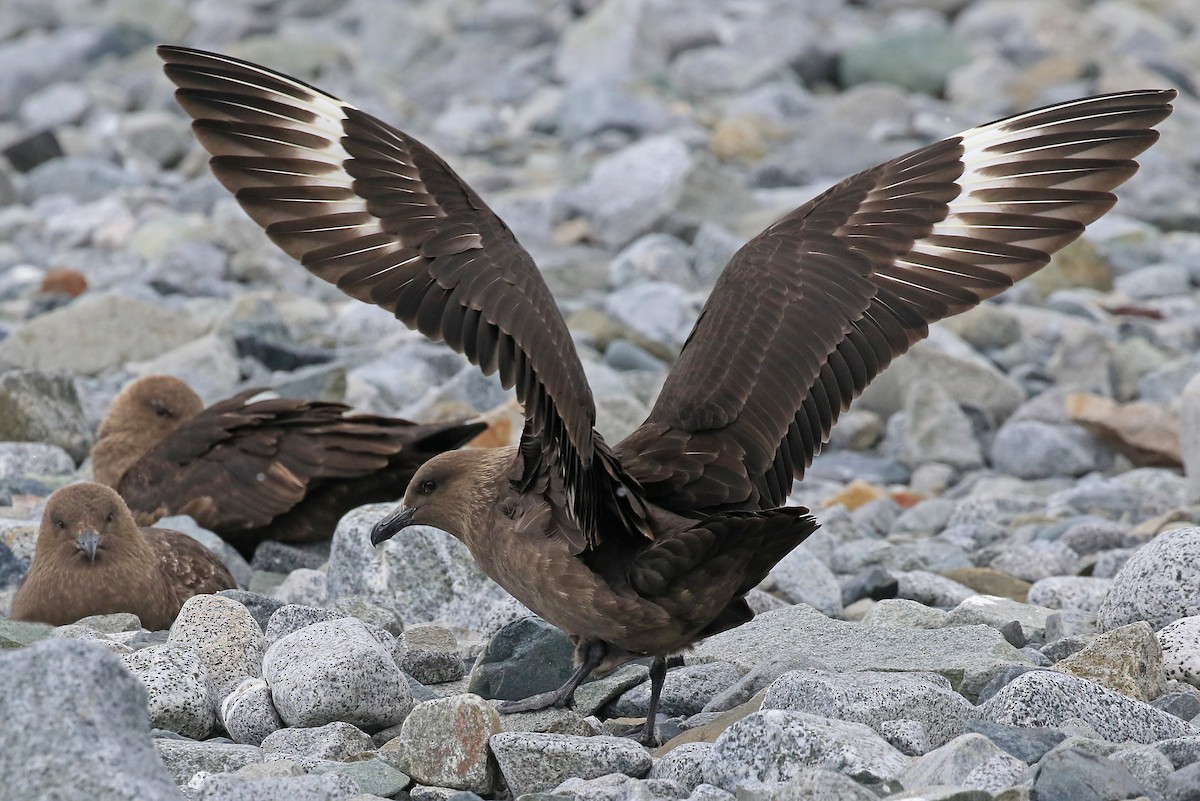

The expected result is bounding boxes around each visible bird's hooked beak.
[370,505,416,547]
[75,529,101,563]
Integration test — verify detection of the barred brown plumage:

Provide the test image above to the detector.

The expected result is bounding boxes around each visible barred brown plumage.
[158,44,1174,744]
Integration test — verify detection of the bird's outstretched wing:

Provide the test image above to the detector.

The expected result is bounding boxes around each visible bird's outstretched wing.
[615,90,1175,512]
[158,45,647,550]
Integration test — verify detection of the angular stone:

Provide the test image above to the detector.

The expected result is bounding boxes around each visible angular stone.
[122,643,216,740]
[387,694,500,793]
[687,604,1030,701]
[762,669,972,748]
[154,739,263,786]
[0,370,92,461]
[899,733,1026,794]
[0,639,183,800]
[701,710,909,793]
[489,732,652,797]
[1053,621,1167,701]
[1028,747,1147,801]
[169,594,266,697]
[0,293,201,376]
[976,670,1196,744]
[260,721,374,761]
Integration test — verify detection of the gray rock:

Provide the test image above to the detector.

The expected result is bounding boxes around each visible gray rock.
[128,334,241,403]
[311,758,408,797]
[122,643,216,740]
[154,738,263,786]
[610,662,742,718]
[964,719,1066,764]
[947,595,1055,643]
[270,568,328,607]
[899,733,1026,794]
[329,596,404,636]
[194,772,359,801]
[0,441,75,483]
[1027,576,1112,614]
[840,29,969,94]
[0,639,183,800]
[1158,615,1200,689]
[977,670,1196,744]
[263,617,413,730]
[326,508,510,631]
[489,732,652,797]
[468,616,576,702]
[122,110,193,169]
[688,604,1029,701]
[603,281,695,348]
[221,677,284,746]
[1140,354,1200,405]
[877,719,931,757]
[0,370,92,461]
[701,710,909,792]
[265,604,347,647]
[1166,761,1200,801]
[1115,262,1191,300]
[23,157,141,203]
[1029,747,1148,801]
[1097,527,1200,632]
[893,570,977,608]
[217,589,286,633]
[1183,374,1200,504]
[1108,744,1175,796]
[899,379,984,469]
[987,541,1083,584]
[564,136,695,248]
[704,653,831,714]
[856,342,1025,422]
[763,546,843,617]
[260,721,374,761]
[650,742,711,794]
[388,694,500,793]
[608,233,695,290]
[763,669,972,748]
[399,624,466,685]
[554,0,660,89]
[168,594,266,698]
[990,420,1113,479]
[0,293,201,376]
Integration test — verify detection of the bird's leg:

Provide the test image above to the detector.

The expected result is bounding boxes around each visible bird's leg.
[496,639,608,714]
[630,654,668,746]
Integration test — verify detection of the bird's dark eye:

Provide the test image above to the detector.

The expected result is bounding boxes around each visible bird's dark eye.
[420,479,438,494]
[151,400,172,418]
[55,520,65,530]
[105,511,114,523]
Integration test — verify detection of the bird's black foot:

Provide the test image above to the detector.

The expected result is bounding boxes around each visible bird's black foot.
[495,688,572,714]
[614,719,659,748]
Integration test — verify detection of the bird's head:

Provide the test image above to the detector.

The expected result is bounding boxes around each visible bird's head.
[370,447,513,547]
[39,482,137,565]
[98,374,204,442]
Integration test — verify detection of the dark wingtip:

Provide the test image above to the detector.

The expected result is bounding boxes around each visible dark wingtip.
[370,505,415,547]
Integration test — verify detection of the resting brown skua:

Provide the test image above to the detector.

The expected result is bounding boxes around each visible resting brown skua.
[92,374,486,557]
[10,482,236,630]
[158,44,1174,742]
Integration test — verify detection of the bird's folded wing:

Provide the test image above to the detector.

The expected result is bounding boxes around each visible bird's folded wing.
[151,528,236,595]
[158,45,638,550]
[120,393,404,529]
[617,89,1175,512]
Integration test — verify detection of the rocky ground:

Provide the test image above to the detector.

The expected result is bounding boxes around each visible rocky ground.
[3,0,1200,799]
